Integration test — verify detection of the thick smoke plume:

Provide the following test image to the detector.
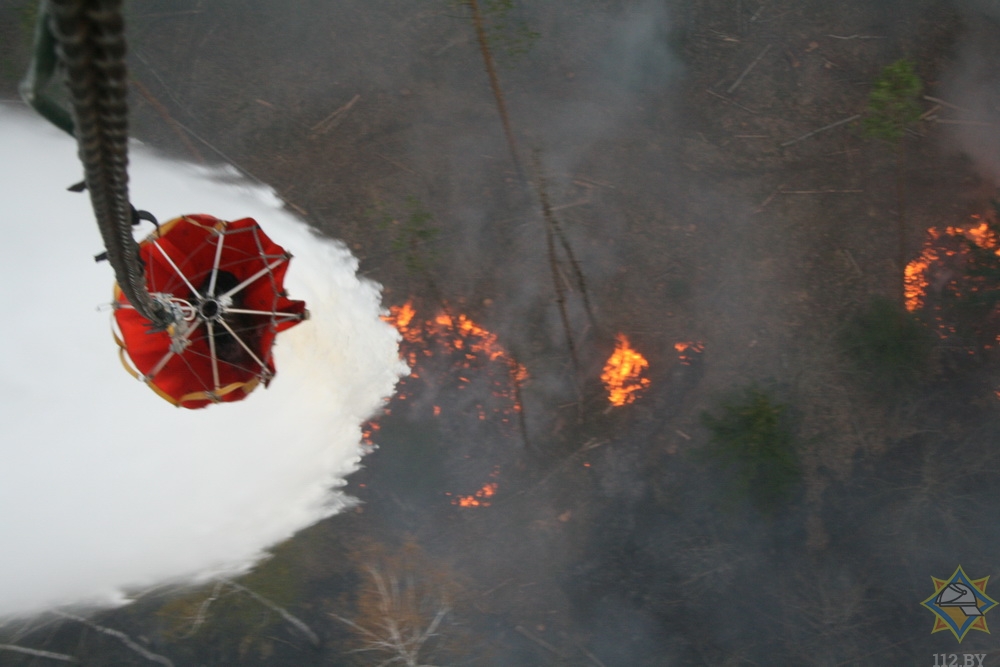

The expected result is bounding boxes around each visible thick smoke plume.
[0,105,406,618]
[943,1,1000,185]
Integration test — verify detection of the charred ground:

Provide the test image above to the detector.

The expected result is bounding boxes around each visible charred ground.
[2,0,1000,664]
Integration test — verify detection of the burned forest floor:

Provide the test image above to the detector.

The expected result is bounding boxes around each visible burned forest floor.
[3,0,1000,665]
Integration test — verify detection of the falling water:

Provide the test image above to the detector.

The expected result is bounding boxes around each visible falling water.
[0,105,406,617]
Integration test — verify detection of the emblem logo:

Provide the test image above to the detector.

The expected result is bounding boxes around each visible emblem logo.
[921,566,998,642]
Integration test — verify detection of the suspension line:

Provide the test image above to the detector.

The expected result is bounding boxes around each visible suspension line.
[36,0,173,329]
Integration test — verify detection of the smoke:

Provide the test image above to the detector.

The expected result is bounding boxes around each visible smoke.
[941,1,1000,185]
[518,0,680,175]
[0,105,406,618]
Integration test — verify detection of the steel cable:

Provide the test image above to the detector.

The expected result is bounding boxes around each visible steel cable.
[48,0,171,328]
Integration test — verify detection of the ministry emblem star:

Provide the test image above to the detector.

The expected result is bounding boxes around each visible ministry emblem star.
[921,566,998,642]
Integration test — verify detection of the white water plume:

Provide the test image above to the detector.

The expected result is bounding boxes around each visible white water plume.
[0,105,406,618]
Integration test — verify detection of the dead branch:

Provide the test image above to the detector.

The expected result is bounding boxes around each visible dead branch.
[922,95,965,112]
[842,248,863,276]
[533,157,599,336]
[374,151,419,175]
[138,10,204,17]
[573,175,616,189]
[311,94,361,134]
[482,578,514,597]
[727,44,771,94]
[184,580,226,637]
[932,118,997,127]
[53,612,174,666]
[779,189,864,194]
[705,88,759,114]
[550,194,592,212]
[0,643,79,663]
[514,625,568,659]
[496,436,605,505]
[534,161,580,374]
[547,222,579,371]
[826,34,885,39]
[707,28,740,43]
[507,353,532,452]
[552,222,598,330]
[284,200,309,217]
[918,105,940,121]
[569,636,610,667]
[224,580,321,648]
[331,562,450,667]
[331,610,446,667]
[780,114,861,147]
[467,0,524,180]
[754,184,784,213]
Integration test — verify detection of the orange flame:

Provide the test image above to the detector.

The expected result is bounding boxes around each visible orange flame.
[383,301,526,372]
[602,334,651,406]
[370,302,520,502]
[674,341,705,365]
[905,217,1000,313]
[904,214,1000,400]
[446,466,501,509]
[361,421,381,451]
[373,300,527,431]
[393,300,417,331]
[962,219,999,252]
[904,241,937,312]
[451,482,498,508]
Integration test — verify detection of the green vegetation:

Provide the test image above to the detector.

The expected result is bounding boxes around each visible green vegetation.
[156,550,301,638]
[700,386,800,512]
[373,196,440,274]
[481,0,540,62]
[840,296,933,394]
[458,0,539,63]
[862,59,923,144]
[862,59,924,304]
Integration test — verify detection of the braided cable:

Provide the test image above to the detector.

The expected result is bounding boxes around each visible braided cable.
[48,0,171,328]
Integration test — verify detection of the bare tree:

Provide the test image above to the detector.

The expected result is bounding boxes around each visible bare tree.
[332,539,463,666]
[0,643,79,663]
[53,611,174,667]
[159,576,322,650]
[224,579,322,648]
[333,567,449,666]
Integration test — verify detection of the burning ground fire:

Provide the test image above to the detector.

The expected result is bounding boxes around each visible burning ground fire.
[365,301,527,507]
[905,216,1000,314]
[674,341,706,365]
[380,300,528,422]
[602,334,651,406]
[601,335,704,407]
[904,213,1000,371]
[445,467,500,508]
[370,301,707,503]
